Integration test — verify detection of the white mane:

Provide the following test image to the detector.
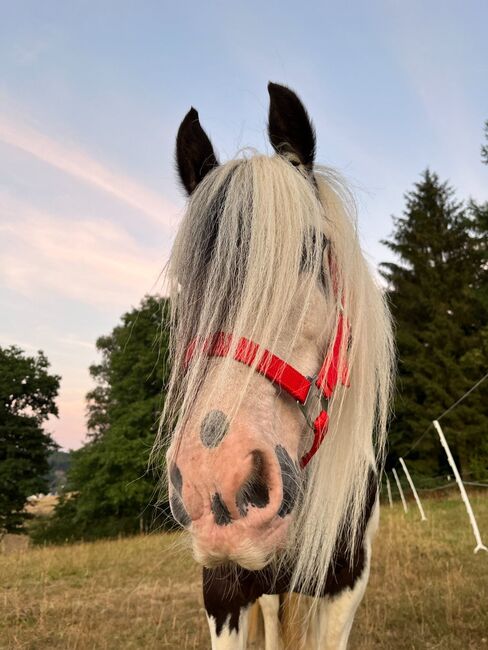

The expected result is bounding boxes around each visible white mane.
[154,153,394,597]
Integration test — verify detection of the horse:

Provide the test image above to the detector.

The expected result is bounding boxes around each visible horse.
[156,82,394,649]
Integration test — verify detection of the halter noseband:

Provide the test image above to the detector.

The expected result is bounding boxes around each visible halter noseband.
[185,314,350,468]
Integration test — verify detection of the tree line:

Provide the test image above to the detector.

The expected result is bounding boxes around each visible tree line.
[1,123,486,541]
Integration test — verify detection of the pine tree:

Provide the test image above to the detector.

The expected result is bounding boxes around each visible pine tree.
[381,170,488,479]
[460,120,488,477]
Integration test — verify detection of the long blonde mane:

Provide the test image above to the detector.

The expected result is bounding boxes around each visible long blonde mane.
[154,153,394,597]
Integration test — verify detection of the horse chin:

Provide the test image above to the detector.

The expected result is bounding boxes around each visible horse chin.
[231,548,277,571]
[195,547,274,572]
[192,522,290,572]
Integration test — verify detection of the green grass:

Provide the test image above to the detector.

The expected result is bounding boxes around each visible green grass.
[1,494,487,649]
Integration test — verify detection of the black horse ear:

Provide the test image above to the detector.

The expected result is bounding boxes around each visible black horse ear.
[267,82,316,168]
[176,108,219,195]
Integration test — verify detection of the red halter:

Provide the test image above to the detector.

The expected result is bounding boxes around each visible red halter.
[185,314,350,468]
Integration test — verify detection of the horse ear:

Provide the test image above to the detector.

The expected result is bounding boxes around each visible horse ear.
[176,108,219,195]
[267,82,316,168]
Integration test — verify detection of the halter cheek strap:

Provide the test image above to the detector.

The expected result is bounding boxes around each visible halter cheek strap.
[185,314,350,468]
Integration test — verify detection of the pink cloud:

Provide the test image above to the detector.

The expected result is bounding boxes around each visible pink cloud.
[0,110,179,450]
[0,113,178,228]
[0,194,168,307]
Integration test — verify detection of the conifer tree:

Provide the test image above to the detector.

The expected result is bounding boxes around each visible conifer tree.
[382,170,487,479]
[461,120,488,477]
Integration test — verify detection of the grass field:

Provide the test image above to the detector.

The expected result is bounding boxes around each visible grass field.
[1,494,487,649]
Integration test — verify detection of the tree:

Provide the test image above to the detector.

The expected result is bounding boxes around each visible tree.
[381,170,488,479]
[34,296,171,543]
[459,120,488,477]
[0,346,60,533]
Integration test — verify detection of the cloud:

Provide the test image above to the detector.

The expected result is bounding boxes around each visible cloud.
[0,113,178,227]
[58,336,97,350]
[0,193,167,307]
[0,333,40,353]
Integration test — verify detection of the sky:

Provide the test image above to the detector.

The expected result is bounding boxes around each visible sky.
[0,1,487,450]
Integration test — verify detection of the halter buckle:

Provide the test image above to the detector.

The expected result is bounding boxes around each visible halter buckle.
[297,377,329,430]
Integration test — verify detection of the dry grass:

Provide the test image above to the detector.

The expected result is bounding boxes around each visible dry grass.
[25,495,59,517]
[1,494,487,649]
[350,493,487,650]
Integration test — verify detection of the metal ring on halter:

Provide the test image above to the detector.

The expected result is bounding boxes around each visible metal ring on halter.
[297,376,329,430]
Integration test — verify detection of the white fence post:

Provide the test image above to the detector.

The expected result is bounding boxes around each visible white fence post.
[399,457,427,521]
[433,420,487,554]
[385,472,393,508]
[392,467,408,514]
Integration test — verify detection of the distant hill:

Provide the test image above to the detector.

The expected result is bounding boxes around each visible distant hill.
[47,451,72,493]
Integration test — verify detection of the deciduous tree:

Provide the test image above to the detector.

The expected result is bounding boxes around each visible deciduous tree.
[0,346,59,533]
[36,296,170,542]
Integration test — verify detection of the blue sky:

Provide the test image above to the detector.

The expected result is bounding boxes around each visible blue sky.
[1,1,487,449]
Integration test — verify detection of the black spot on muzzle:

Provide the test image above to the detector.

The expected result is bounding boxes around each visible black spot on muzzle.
[169,463,190,527]
[211,493,232,526]
[275,445,299,517]
[200,410,229,448]
[169,463,183,495]
[170,493,191,528]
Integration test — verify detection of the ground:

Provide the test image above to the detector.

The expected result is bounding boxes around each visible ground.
[25,494,59,517]
[1,494,487,649]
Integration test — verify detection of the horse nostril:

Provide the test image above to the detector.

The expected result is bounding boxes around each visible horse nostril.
[236,450,270,517]
[211,493,232,526]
